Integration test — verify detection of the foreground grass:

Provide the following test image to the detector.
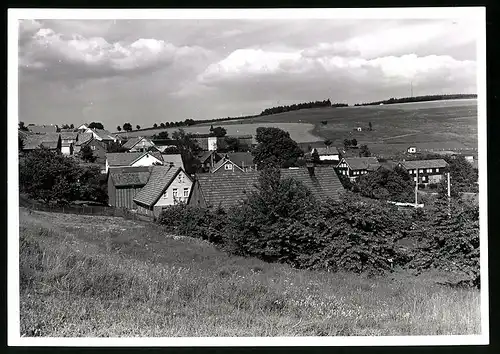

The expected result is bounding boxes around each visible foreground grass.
[19,208,481,337]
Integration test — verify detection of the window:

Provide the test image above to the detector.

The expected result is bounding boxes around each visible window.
[183,188,189,197]
[91,145,96,150]
[225,163,233,170]
[426,168,432,173]
[163,190,167,198]
[178,174,184,183]
[436,168,440,173]
[419,169,424,174]
[414,177,417,182]
[172,189,178,198]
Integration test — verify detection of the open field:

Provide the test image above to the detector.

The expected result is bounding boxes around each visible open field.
[19,208,481,337]
[116,99,477,156]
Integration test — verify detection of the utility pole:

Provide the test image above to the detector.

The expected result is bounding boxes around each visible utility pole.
[415,168,419,206]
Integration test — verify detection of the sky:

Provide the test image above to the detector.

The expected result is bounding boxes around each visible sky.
[18,17,480,129]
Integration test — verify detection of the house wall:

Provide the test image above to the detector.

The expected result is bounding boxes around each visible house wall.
[213,161,244,174]
[129,139,155,152]
[154,170,193,207]
[86,140,107,164]
[406,167,445,184]
[319,154,339,161]
[107,178,116,207]
[187,181,207,208]
[131,154,162,167]
[61,145,72,155]
[108,180,144,209]
[208,137,217,151]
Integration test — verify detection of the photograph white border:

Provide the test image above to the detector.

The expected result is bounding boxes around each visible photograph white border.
[7,7,488,347]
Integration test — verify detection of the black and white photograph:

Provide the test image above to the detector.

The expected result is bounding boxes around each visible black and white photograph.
[8,7,488,345]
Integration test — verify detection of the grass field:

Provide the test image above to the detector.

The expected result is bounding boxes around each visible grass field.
[116,99,477,157]
[19,208,481,337]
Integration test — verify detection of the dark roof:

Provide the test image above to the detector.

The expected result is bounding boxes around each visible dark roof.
[106,151,164,167]
[27,125,58,134]
[194,172,260,209]
[122,136,152,150]
[133,166,184,207]
[152,139,178,146]
[161,154,184,170]
[342,157,380,171]
[281,166,343,201]
[76,133,93,145]
[60,132,78,140]
[312,147,340,156]
[400,159,448,169]
[197,150,216,163]
[223,152,255,168]
[23,133,60,150]
[109,166,151,187]
[378,160,399,170]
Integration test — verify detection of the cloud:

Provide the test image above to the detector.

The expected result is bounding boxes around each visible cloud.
[19,20,208,80]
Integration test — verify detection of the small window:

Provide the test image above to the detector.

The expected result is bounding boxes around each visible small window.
[173,188,178,198]
[436,168,440,173]
[419,169,424,174]
[91,145,96,150]
[178,174,184,183]
[183,188,189,197]
[163,190,167,198]
[225,163,233,170]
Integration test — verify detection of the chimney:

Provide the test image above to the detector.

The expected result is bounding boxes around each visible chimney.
[306,160,315,176]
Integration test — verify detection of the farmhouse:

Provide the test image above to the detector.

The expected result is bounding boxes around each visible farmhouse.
[22,133,61,153]
[398,159,448,184]
[189,165,344,209]
[105,151,164,173]
[27,124,58,134]
[311,147,340,162]
[210,156,246,174]
[107,166,151,209]
[335,157,381,181]
[77,124,89,132]
[122,136,155,152]
[221,152,256,171]
[134,166,193,218]
[86,128,120,144]
[60,132,78,155]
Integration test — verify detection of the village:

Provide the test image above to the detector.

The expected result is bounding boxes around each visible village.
[18,120,479,219]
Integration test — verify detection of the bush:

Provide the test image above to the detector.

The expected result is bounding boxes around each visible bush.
[429,183,438,189]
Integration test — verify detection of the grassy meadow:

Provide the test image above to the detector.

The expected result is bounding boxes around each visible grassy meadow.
[115,99,477,157]
[19,208,481,337]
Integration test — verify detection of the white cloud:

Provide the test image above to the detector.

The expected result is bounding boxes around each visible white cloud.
[19,22,208,78]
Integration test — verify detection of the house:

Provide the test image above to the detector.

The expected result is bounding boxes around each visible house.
[188,171,260,209]
[134,166,193,218]
[73,133,93,154]
[310,147,340,162]
[22,133,61,152]
[407,146,417,154]
[281,165,344,202]
[335,157,381,181]
[76,135,108,166]
[77,124,89,132]
[161,154,185,171]
[86,128,120,144]
[60,132,78,155]
[398,159,448,185]
[122,136,155,152]
[27,124,58,134]
[107,166,151,209]
[105,151,164,173]
[196,150,222,172]
[188,165,344,209]
[210,157,245,174]
[355,127,362,132]
[222,152,256,171]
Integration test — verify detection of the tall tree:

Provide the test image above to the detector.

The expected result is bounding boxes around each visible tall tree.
[357,166,414,203]
[343,139,352,149]
[153,123,158,128]
[116,126,122,132]
[123,123,132,132]
[160,122,166,128]
[172,128,201,174]
[252,127,304,169]
[80,145,96,163]
[19,121,29,131]
[351,138,358,147]
[210,126,227,137]
[70,123,74,129]
[324,139,332,150]
[369,122,373,131]
[136,125,141,130]
[359,144,371,157]
[88,122,104,130]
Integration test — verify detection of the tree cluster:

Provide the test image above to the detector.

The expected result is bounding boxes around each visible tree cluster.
[209,125,227,138]
[354,94,477,106]
[343,138,358,149]
[252,127,304,169]
[260,99,335,116]
[19,148,107,205]
[356,166,414,203]
[88,122,104,130]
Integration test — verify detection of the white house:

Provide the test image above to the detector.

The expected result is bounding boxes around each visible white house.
[122,136,155,152]
[105,151,164,173]
[208,136,218,151]
[407,146,417,154]
[311,147,340,162]
[133,166,193,218]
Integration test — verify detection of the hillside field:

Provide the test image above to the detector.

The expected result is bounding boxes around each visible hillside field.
[19,208,481,337]
[116,99,478,157]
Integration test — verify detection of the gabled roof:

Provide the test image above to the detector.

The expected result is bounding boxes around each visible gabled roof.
[193,172,260,209]
[161,154,185,170]
[109,166,151,187]
[122,136,153,150]
[90,128,118,141]
[23,133,60,150]
[281,167,344,201]
[27,125,58,134]
[223,152,255,168]
[211,157,245,173]
[76,133,93,145]
[134,166,189,207]
[399,159,448,170]
[60,132,78,140]
[197,150,220,164]
[341,157,380,171]
[106,151,164,167]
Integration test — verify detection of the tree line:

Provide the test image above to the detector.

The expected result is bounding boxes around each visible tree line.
[259,99,347,116]
[354,94,477,106]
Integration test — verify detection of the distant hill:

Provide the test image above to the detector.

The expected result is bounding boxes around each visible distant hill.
[354,94,477,106]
